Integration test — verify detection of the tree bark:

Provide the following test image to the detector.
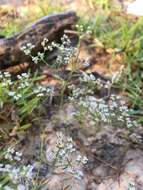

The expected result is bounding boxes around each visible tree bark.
[0,11,78,70]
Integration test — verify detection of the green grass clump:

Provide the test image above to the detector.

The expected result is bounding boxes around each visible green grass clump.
[78,7,143,124]
[0,71,53,137]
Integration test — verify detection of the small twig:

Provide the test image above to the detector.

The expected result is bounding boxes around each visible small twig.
[94,155,118,171]
[64,29,78,35]
[94,153,139,181]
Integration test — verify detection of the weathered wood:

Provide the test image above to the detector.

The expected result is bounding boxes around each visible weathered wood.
[0,11,78,69]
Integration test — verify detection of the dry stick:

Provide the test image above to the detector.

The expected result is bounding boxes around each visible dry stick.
[94,155,119,171]
[94,152,138,181]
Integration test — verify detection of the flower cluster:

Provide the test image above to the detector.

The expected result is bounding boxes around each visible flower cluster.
[8,91,22,101]
[68,84,90,100]
[22,34,79,68]
[0,71,54,108]
[68,71,138,129]
[0,71,11,78]
[0,164,34,181]
[75,24,92,35]
[46,132,88,180]
[21,43,35,56]
[0,147,35,190]
[80,72,111,90]
[0,70,56,129]
[75,94,138,128]
[4,146,22,161]
[0,71,13,87]
[44,34,78,67]
[33,85,54,97]
[68,72,111,101]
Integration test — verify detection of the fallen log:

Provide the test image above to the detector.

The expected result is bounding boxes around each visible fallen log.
[0,11,78,70]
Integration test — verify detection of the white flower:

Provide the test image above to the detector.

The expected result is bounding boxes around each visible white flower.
[76,155,88,164]
[47,46,53,51]
[21,73,29,78]
[17,75,22,79]
[16,151,22,157]
[59,149,66,156]
[17,184,25,190]
[32,56,39,64]
[13,94,22,101]
[82,156,88,164]
[4,72,11,77]
[76,155,82,162]
[66,143,74,150]
[14,156,21,161]
[37,93,44,97]
[67,137,73,143]
[8,92,15,97]
[27,43,35,49]
[7,147,15,154]
[41,38,49,47]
